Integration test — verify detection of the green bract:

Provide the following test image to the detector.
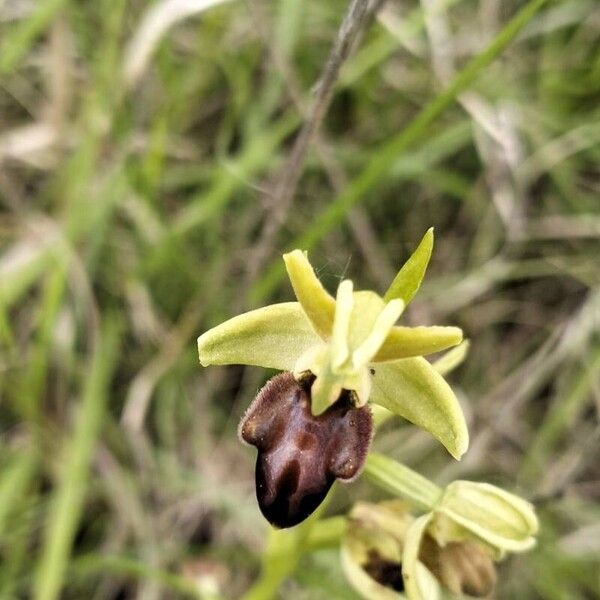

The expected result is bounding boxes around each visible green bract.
[198,230,468,459]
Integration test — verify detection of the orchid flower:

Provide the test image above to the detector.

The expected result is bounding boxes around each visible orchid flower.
[198,229,468,459]
[197,230,469,527]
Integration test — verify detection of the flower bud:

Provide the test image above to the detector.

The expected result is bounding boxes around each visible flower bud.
[433,481,539,555]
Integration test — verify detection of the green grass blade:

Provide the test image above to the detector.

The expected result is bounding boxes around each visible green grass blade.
[32,320,120,600]
[520,344,600,481]
[0,0,67,74]
[0,450,37,540]
[0,493,41,598]
[71,554,205,599]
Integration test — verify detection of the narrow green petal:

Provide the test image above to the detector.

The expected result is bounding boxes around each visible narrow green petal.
[353,367,372,407]
[370,358,469,459]
[353,299,404,368]
[384,229,434,305]
[331,280,354,369]
[432,340,470,376]
[283,250,335,339]
[197,302,320,370]
[436,481,539,553]
[402,514,440,600]
[311,371,343,416]
[374,326,463,362]
[348,291,386,350]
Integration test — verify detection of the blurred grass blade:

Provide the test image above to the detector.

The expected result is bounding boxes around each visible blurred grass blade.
[71,554,205,599]
[292,0,549,249]
[252,0,550,300]
[520,344,600,481]
[0,450,37,540]
[0,492,41,597]
[0,0,67,74]
[19,264,67,422]
[124,0,236,86]
[173,112,299,235]
[384,228,434,304]
[33,321,120,600]
[0,233,63,311]
[340,0,465,87]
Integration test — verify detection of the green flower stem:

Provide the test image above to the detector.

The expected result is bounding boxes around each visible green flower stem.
[305,516,347,550]
[241,527,305,600]
[241,489,335,600]
[363,453,443,511]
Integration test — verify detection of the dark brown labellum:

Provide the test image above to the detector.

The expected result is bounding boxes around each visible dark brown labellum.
[239,372,373,528]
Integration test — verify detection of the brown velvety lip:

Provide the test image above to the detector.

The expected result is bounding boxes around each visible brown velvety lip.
[240,372,373,528]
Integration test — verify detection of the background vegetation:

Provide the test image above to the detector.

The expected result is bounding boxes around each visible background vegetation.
[0,0,598,598]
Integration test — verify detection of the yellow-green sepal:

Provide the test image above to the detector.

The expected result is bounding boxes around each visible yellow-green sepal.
[369,358,469,460]
[283,250,335,339]
[374,326,463,362]
[198,302,320,370]
[384,229,434,305]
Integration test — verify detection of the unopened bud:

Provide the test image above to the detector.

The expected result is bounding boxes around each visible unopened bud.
[419,535,497,597]
[433,481,538,555]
